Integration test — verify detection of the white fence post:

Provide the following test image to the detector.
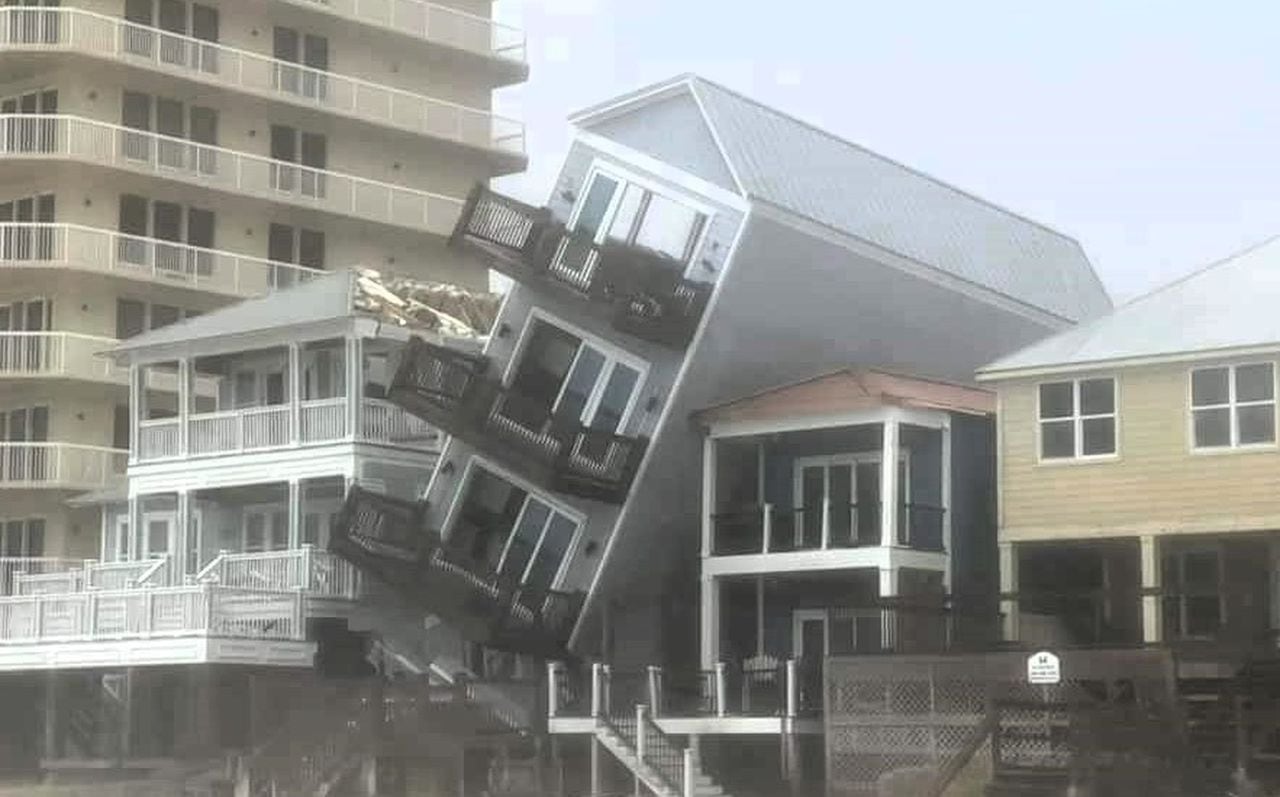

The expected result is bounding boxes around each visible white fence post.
[714,661,727,718]
[683,747,696,797]
[292,587,305,639]
[590,662,604,720]
[547,661,561,719]
[635,704,647,762]
[785,659,798,719]
[300,543,313,591]
[762,503,773,553]
[646,665,662,717]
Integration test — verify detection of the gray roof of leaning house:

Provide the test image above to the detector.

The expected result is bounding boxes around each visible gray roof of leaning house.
[979,235,1280,377]
[574,74,1112,324]
[110,269,500,360]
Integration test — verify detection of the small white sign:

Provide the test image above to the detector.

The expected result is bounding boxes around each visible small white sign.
[1027,650,1061,685]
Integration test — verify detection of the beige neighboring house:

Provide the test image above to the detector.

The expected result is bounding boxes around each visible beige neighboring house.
[978,236,1280,657]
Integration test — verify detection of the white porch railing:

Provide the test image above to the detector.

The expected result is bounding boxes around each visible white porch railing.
[0,583,306,643]
[0,222,322,297]
[138,399,438,461]
[197,546,361,600]
[362,397,438,446]
[85,556,170,590]
[0,443,127,489]
[0,114,464,235]
[282,0,526,65]
[0,558,82,596]
[0,331,123,383]
[0,7,525,156]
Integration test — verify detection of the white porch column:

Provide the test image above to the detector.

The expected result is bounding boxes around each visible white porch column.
[880,416,900,547]
[999,542,1019,642]
[177,358,190,457]
[345,336,362,440]
[700,574,720,670]
[940,419,953,592]
[756,575,766,658]
[288,480,301,549]
[288,343,301,445]
[1140,535,1163,644]
[879,567,899,651]
[128,365,141,465]
[702,436,716,559]
[127,495,140,561]
[175,491,190,579]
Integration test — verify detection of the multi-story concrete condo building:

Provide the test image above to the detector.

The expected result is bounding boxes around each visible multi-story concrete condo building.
[336,74,1111,796]
[0,0,525,566]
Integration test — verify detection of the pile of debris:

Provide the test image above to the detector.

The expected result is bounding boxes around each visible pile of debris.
[354,268,502,339]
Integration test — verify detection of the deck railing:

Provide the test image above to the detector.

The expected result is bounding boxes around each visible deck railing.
[0,583,305,643]
[0,558,82,596]
[453,186,712,347]
[0,7,524,156]
[0,331,123,383]
[0,114,464,235]
[0,442,126,488]
[197,546,361,600]
[712,501,947,555]
[0,222,322,297]
[281,0,526,65]
[137,398,437,462]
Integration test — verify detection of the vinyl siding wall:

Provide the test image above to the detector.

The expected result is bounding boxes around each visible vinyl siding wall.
[998,359,1280,542]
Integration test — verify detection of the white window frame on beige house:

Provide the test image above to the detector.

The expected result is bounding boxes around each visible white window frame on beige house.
[1035,375,1119,463]
[1188,361,1278,453]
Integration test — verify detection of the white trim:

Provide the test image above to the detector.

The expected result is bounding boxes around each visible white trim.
[568,79,693,127]
[703,546,947,577]
[751,200,1074,330]
[706,406,948,440]
[573,130,748,211]
[1034,375,1119,463]
[569,205,753,652]
[440,455,586,592]
[792,609,828,658]
[1187,361,1278,453]
[979,344,1280,382]
[501,306,650,434]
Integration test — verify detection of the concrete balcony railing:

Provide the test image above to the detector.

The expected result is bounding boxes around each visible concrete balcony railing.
[0,7,525,157]
[136,397,439,462]
[0,331,124,384]
[0,115,464,235]
[0,442,127,489]
[0,222,323,298]
[279,0,526,67]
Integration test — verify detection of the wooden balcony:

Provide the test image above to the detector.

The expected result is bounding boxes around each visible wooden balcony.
[451,185,712,349]
[389,336,649,504]
[330,486,583,657]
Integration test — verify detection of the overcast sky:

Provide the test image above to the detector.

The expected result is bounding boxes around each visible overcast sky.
[491,0,1280,304]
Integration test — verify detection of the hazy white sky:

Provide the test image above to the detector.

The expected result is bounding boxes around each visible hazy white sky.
[490,0,1280,304]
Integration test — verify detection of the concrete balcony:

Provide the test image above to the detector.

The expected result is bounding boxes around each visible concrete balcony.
[274,0,527,82]
[0,7,525,165]
[0,115,464,235]
[0,442,127,490]
[135,397,439,462]
[0,222,322,298]
[0,331,124,384]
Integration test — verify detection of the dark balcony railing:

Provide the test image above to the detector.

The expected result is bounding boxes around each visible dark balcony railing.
[711,503,945,555]
[389,336,649,504]
[330,486,584,657]
[450,185,713,348]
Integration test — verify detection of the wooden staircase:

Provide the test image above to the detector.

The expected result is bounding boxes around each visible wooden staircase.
[594,708,730,797]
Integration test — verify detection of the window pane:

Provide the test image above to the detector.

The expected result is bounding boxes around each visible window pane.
[1237,364,1275,403]
[1193,408,1231,448]
[524,513,575,591]
[1238,404,1276,445]
[1081,417,1115,455]
[503,500,550,581]
[1079,378,1114,415]
[606,184,644,242]
[1192,368,1229,407]
[589,363,640,433]
[1185,596,1222,637]
[556,346,606,422]
[1040,419,1074,458]
[634,193,704,262]
[1183,552,1219,588]
[25,519,43,557]
[573,174,618,239]
[148,519,168,553]
[1038,382,1073,419]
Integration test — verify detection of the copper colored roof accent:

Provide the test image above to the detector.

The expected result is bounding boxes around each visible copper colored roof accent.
[695,369,996,427]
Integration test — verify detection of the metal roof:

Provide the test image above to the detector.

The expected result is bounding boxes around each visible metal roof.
[979,235,1280,377]
[111,269,499,360]
[574,74,1112,324]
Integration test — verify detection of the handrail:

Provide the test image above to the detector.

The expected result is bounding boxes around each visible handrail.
[277,0,527,64]
[0,7,524,155]
[0,114,465,234]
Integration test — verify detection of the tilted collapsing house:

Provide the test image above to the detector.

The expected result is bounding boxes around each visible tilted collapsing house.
[330,74,1111,795]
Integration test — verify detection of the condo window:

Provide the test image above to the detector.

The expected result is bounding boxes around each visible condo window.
[0,518,44,557]
[1038,377,1116,459]
[1191,363,1276,449]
